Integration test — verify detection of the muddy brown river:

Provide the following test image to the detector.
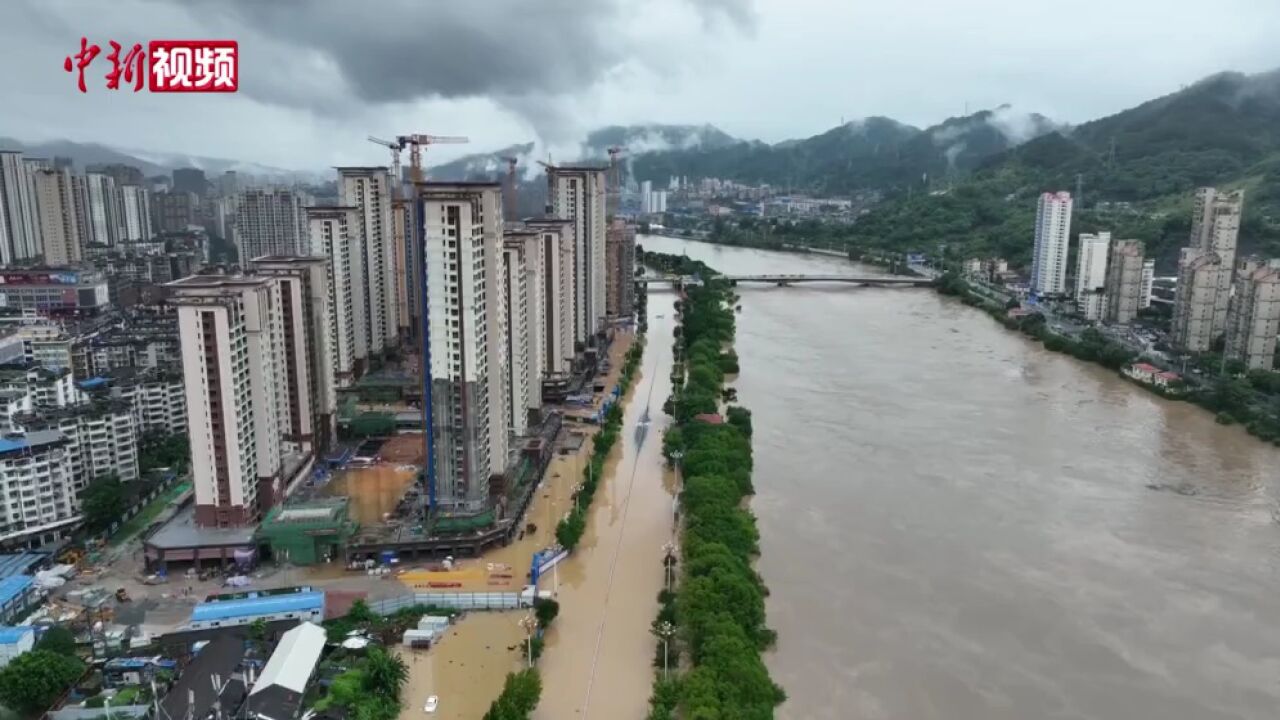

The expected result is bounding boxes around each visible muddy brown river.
[639,236,1280,720]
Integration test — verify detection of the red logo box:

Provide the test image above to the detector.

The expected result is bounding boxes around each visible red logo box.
[148,40,238,92]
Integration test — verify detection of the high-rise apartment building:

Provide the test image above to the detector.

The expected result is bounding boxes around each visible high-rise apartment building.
[606,220,636,319]
[502,230,544,434]
[32,168,83,265]
[338,168,399,359]
[1171,248,1223,352]
[153,191,202,234]
[1030,191,1073,297]
[171,275,290,527]
[1172,188,1245,351]
[0,431,79,547]
[87,163,145,188]
[0,151,41,263]
[1140,259,1155,309]
[1103,239,1145,325]
[547,165,608,345]
[307,206,360,386]
[234,189,309,261]
[172,168,208,196]
[1224,257,1280,370]
[119,185,152,242]
[1189,188,1244,335]
[525,218,574,376]
[84,172,123,246]
[417,182,509,513]
[1075,232,1110,321]
[250,256,337,453]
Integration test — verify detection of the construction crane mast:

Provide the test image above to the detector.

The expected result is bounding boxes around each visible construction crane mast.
[500,156,519,221]
[606,146,626,219]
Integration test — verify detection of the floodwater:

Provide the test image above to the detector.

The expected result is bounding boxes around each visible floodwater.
[535,307,680,718]
[396,611,527,720]
[639,235,1280,720]
[324,465,417,525]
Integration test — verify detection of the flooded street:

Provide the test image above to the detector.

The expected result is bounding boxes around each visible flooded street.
[639,236,1280,720]
[396,611,527,720]
[535,302,679,719]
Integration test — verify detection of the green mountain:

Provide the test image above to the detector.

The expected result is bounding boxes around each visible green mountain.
[844,70,1280,269]
[631,109,1060,193]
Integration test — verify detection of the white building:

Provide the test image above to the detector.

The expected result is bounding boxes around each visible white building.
[1189,187,1244,337]
[640,180,653,214]
[501,232,537,435]
[83,173,123,247]
[119,185,152,242]
[1171,248,1223,352]
[20,403,141,487]
[1104,239,1145,325]
[307,206,360,387]
[1030,191,1073,297]
[1173,187,1245,352]
[1140,259,1155,309]
[418,182,509,512]
[338,167,399,360]
[234,189,309,261]
[547,165,608,346]
[525,219,574,377]
[0,151,40,263]
[32,169,82,265]
[0,627,34,668]
[1224,258,1280,370]
[171,275,290,527]
[17,325,73,371]
[250,256,337,453]
[1075,232,1110,321]
[0,430,80,547]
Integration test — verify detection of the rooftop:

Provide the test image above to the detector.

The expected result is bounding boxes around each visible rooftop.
[0,574,34,607]
[190,591,325,623]
[250,255,328,267]
[0,430,68,456]
[144,505,257,551]
[159,637,245,720]
[0,551,49,578]
[0,626,33,644]
[250,621,325,696]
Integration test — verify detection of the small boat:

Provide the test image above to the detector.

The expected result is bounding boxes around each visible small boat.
[424,695,439,713]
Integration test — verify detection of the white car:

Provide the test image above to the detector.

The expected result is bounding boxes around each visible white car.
[424,696,439,713]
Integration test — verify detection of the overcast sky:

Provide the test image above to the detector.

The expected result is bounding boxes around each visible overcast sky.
[3,0,1278,171]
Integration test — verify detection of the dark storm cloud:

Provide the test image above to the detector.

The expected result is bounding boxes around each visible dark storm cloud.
[184,0,755,112]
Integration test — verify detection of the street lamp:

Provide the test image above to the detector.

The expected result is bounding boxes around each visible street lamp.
[661,541,679,592]
[653,621,676,680]
[519,612,539,668]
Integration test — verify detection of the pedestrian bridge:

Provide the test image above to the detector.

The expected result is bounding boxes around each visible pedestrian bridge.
[637,273,933,287]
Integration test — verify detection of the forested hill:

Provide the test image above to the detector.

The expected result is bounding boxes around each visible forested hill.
[631,108,1059,193]
[844,70,1280,269]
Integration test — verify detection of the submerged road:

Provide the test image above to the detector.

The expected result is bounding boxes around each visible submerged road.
[535,291,679,720]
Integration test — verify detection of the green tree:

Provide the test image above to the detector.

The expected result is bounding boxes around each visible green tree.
[534,598,560,628]
[0,650,85,714]
[80,475,126,533]
[363,646,408,696]
[347,598,376,624]
[35,626,77,656]
[483,669,542,720]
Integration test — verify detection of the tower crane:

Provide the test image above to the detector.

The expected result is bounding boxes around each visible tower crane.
[367,135,403,190]
[397,134,469,183]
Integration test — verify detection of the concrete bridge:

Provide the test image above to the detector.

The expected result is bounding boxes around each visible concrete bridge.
[638,273,934,287]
